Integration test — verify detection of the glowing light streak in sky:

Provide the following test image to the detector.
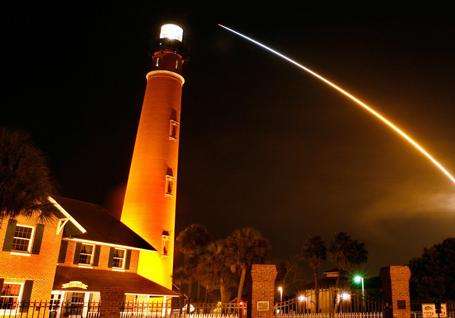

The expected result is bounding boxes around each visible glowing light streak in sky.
[218,24,455,184]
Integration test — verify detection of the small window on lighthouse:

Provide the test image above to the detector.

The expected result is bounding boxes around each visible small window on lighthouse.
[169,120,179,140]
[161,231,170,256]
[165,175,176,197]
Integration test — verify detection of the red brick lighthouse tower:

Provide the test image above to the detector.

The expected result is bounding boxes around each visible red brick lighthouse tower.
[121,24,185,288]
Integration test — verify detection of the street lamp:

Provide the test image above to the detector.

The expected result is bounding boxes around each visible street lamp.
[353,274,365,299]
[339,291,351,302]
[298,295,307,302]
[277,286,283,302]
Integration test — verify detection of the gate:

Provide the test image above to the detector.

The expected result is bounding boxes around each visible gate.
[274,289,384,318]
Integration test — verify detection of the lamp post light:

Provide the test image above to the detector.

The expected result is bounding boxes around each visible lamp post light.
[298,295,307,302]
[339,291,351,302]
[353,275,365,298]
[353,274,365,310]
[277,286,283,302]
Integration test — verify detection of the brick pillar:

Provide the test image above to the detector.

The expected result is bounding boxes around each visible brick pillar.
[99,287,124,318]
[251,264,277,318]
[380,265,411,318]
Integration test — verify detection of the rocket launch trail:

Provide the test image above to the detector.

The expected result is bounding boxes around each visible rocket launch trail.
[218,24,455,185]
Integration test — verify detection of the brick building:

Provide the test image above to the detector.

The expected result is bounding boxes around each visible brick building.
[0,196,177,315]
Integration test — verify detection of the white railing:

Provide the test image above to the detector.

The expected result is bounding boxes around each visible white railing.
[276,313,383,318]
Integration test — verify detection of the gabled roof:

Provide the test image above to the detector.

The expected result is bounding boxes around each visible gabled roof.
[55,196,156,251]
[54,266,177,296]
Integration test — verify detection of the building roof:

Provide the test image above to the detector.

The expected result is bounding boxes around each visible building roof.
[55,196,156,251]
[54,266,178,296]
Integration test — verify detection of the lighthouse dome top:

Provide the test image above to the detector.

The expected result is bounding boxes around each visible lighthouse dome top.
[160,24,183,42]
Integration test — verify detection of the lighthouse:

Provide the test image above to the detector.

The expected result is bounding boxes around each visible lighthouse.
[121,23,185,288]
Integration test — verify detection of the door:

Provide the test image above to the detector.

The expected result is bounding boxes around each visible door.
[49,291,64,318]
[64,292,85,318]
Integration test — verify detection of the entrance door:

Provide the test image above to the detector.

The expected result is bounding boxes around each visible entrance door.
[50,291,64,318]
[64,292,85,318]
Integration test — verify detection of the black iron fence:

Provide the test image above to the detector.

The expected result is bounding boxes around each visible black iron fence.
[274,289,384,316]
[0,301,246,318]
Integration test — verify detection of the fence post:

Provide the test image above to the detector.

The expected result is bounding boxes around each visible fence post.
[251,264,277,318]
[380,265,411,318]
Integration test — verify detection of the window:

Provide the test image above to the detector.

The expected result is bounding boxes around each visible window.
[165,175,176,197]
[78,244,94,265]
[12,225,34,253]
[162,233,169,256]
[0,283,23,311]
[112,248,126,269]
[169,120,179,140]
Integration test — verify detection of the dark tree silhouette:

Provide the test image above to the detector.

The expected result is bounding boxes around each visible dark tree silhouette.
[0,128,55,220]
[328,232,367,312]
[301,236,327,312]
[196,240,237,303]
[329,232,368,274]
[176,224,212,256]
[410,238,455,302]
[175,224,212,299]
[225,227,271,302]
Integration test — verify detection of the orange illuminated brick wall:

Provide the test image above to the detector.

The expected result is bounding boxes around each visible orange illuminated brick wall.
[0,214,62,301]
[121,70,184,288]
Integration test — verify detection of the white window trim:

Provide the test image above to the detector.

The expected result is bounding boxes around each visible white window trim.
[165,175,176,197]
[78,243,95,266]
[11,224,35,254]
[112,248,127,270]
[169,120,180,141]
[0,281,25,315]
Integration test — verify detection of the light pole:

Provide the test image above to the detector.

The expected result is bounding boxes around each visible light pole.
[353,274,365,310]
[353,275,365,298]
[277,286,283,302]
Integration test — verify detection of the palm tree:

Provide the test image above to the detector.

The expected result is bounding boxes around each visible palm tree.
[175,224,212,299]
[329,232,368,276]
[196,240,237,303]
[0,128,55,220]
[329,232,368,312]
[176,224,212,256]
[225,227,271,302]
[301,236,327,312]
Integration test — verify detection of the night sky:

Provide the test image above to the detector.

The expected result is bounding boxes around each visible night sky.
[2,3,454,273]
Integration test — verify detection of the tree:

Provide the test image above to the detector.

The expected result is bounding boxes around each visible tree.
[328,232,367,313]
[409,238,455,302]
[175,224,212,299]
[176,224,212,256]
[225,227,271,302]
[301,236,327,312]
[196,240,237,303]
[329,232,368,276]
[0,128,55,220]
[276,258,307,297]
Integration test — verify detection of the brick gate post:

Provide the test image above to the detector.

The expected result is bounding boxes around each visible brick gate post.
[251,264,277,318]
[380,265,411,318]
